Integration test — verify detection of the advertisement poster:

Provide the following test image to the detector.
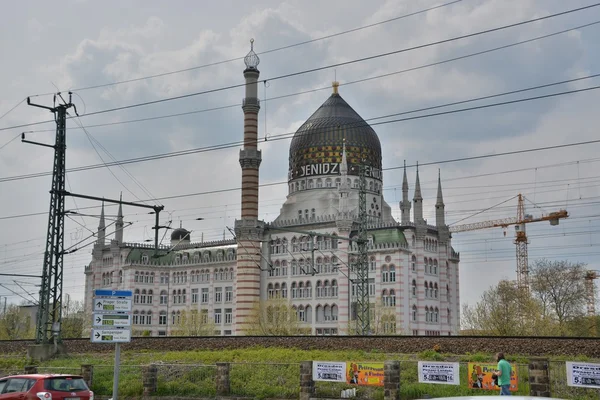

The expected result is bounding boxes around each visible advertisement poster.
[566,361,600,389]
[347,362,385,386]
[468,362,518,391]
[418,361,460,385]
[312,361,347,382]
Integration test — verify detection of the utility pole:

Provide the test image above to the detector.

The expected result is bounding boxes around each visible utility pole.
[24,93,76,345]
[355,162,370,335]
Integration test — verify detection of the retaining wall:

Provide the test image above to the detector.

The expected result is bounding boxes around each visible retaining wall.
[0,336,598,357]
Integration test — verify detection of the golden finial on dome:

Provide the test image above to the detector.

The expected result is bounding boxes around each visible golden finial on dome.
[332,81,340,94]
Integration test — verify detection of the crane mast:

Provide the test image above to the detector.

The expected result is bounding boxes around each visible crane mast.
[449,193,568,292]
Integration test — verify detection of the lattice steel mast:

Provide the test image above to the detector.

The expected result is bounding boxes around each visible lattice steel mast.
[355,162,370,335]
[24,93,76,344]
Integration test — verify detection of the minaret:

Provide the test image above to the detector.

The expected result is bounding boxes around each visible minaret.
[97,202,106,244]
[235,39,264,335]
[436,169,450,242]
[413,162,424,224]
[115,194,123,244]
[400,160,411,225]
[336,137,353,231]
[435,169,445,227]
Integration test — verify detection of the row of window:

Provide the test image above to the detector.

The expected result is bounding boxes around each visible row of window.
[138,249,236,265]
[289,177,381,194]
[410,305,451,324]
[269,236,339,255]
[410,256,441,275]
[164,269,235,284]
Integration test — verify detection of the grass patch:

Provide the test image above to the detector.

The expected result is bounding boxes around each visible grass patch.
[0,348,599,399]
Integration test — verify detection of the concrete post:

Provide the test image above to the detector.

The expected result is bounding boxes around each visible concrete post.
[384,360,401,400]
[216,362,231,396]
[529,358,551,397]
[299,361,315,400]
[80,364,93,389]
[142,364,158,396]
[24,366,38,374]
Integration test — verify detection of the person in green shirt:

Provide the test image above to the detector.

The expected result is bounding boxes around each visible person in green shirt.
[495,352,512,395]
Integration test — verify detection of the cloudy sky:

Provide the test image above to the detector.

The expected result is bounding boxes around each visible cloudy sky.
[1,0,599,319]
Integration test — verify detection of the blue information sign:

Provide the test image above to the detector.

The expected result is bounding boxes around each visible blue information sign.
[94,289,133,298]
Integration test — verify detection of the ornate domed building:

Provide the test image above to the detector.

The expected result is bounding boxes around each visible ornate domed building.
[84,43,460,337]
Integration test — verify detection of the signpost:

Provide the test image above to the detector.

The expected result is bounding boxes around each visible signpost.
[91,289,132,400]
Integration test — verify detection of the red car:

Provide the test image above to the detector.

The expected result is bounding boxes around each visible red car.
[0,374,93,400]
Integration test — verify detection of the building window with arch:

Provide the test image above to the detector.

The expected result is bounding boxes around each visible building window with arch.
[412,305,417,321]
[434,283,438,299]
[411,255,416,271]
[382,266,389,283]
[434,307,439,323]
[412,280,417,297]
[160,290,167,305]
[389,265,396,282]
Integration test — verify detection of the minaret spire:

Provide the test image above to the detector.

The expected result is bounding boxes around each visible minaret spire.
[235,39,264,335]
[413,162,424,224]
[97,201,106,244]
[436,169,446,227]
[400,160,411,225]
[115,193,124,244]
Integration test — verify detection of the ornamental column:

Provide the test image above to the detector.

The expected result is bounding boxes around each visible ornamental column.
[234,39,264,334]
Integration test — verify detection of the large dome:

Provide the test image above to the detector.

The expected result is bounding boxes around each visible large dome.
[288,86,382,182]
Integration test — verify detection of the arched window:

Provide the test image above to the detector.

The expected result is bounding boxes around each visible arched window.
[382,289,388,306]
[281,283,288,298]
[429,282,434,298]
[424,281,429,298]
[411,255,416,271]
[119,270,123,284]
[412,305,417,321]
[331,280,338,297]
[316,281,323,298]
[389,289,396,306]
[434,307,439,323]
[389,265,396,282]
[382,266,389,283]
[412,280,417,297]
[268,283,274,299]
[291,282,298,299]
[134,289,140,304]
[434,283,438,299]
[433,259,438,275]
[425,306,430,322]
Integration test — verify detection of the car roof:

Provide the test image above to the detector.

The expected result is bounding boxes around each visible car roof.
[0,374,83,380]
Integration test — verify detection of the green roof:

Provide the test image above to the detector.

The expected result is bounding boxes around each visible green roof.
[371,228,407,245]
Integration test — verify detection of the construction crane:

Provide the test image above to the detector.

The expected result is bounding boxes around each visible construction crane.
[449,194,568,292]
[584,270,598,335]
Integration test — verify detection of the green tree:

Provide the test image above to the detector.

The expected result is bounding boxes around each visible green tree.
[461,280,553,336]
[171,309,215,336]
[346,299,399,335]
[246,298,309,335]
[0,304,34,340]
[529,259,587,335]
[61,299,85,338]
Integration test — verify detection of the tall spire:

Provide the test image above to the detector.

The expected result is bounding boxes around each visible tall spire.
[340,139,348,175]
[336,139,353,231]
[115,193,124,244]
[97,201,106,244]
[400,160,411,225]
[436,169,446,227]
[436,169,444,206]
[413,162,424,224]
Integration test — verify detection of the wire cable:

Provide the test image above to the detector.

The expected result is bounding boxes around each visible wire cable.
[2,80,599,184]
[61,0,464,93]
[3,3,598,132]
[24,21,600,136]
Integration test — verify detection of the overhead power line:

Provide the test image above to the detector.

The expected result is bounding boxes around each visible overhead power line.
[3,135,600,222]
[2,2,598,133]
[64,0,463,92]
[2,79,599,184]
[23,21,600,136]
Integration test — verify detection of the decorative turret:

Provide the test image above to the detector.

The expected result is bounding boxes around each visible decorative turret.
[97,201,106,244]
[115,194,124,244]
[436,169,445,227]
[400,160,411,225]
[413,162,424,224]
[336,138,353,231]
